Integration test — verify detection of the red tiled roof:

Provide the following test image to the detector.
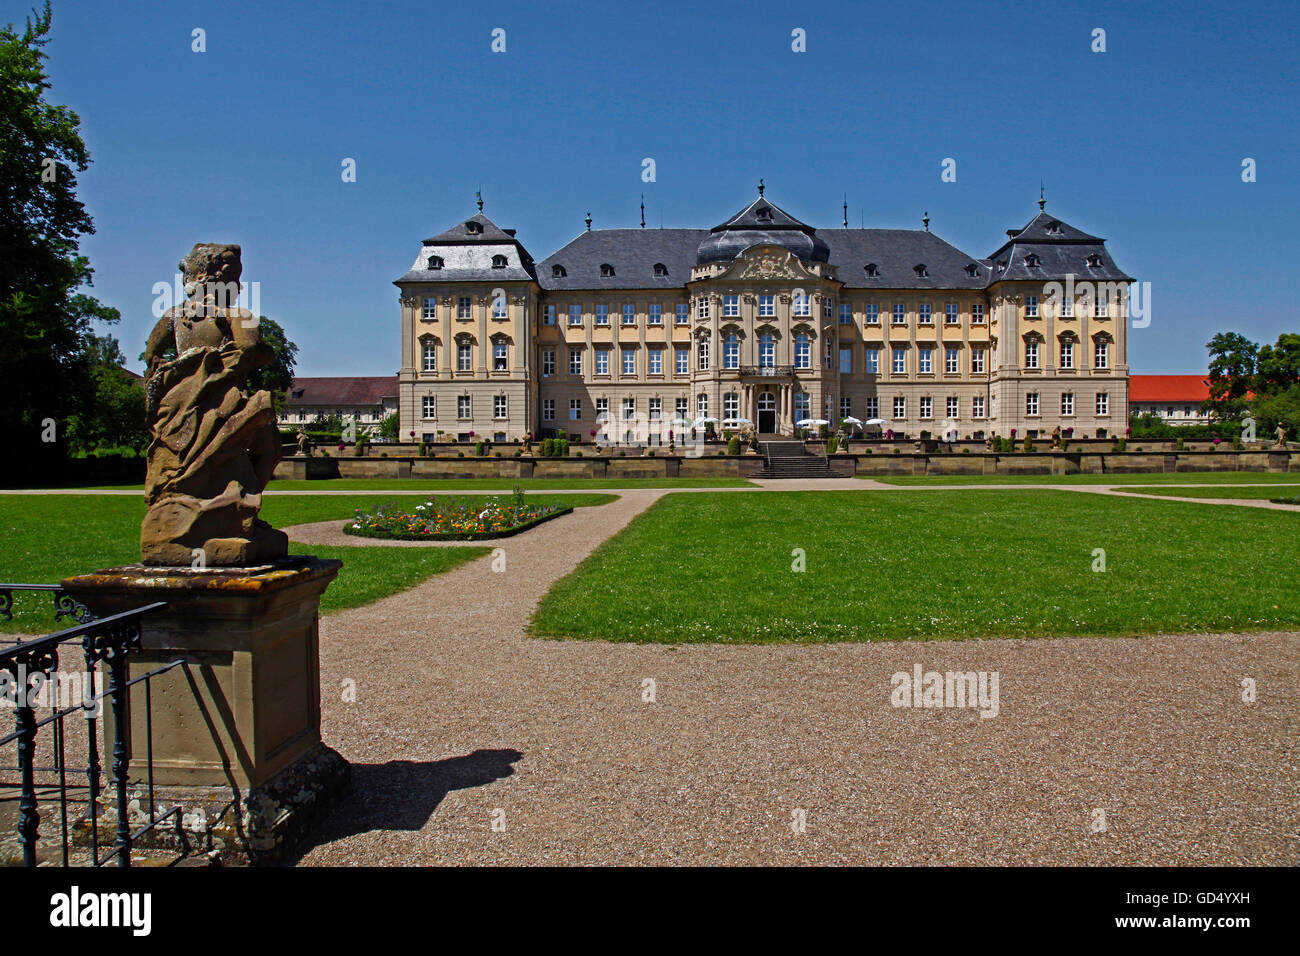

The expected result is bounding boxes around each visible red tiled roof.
[1129,375,1210,403]
[286,376,397,407]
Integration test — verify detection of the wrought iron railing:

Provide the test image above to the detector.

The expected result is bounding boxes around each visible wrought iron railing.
[0,583,93,627]
[1,595,175,867]
[739,365,795,377]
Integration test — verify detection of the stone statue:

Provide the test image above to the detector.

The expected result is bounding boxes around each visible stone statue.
[139,244,288,566]
[296,430,311,457]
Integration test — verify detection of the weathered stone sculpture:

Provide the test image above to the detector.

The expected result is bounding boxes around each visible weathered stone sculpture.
[140,244,288,566]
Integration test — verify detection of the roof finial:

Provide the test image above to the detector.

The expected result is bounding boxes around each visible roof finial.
[1038,181,1046,212]
[585,211,592,232]
[922,211,930,232]
[843,194,848,229]
[757,178,765,197]
[640,193,645,229]
[476,188,483,213]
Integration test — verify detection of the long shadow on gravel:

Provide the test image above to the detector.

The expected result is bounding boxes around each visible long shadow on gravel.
[286,748,523,863]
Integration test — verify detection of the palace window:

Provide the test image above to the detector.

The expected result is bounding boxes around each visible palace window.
[945,348,959,374]
[422,395,435,419]
[919,303,932,324]
[595,304,609,326]
[676,397,688,418]
[913,264,928,278]
[918,348,933,374]
[724,333,739,369]
[543,304,556,325]
[1025,340,1040,369]
[971,348,985,374]
[1025,254,1040,268]
[972,396,985,419]
[724,392,739,419]
[1095,340,1110,369]
[649,398,661,420]
[971,303,985,323]
[491,255,507,269]
[947,396,959,419]
[839,348,852,374]
[568,348,582,375]
[458,395,472,419]
[542,349,555,376]
[649,304,662,325]
[865,303,879,325]
[1095,289,1108,317]
[622,397,635,419]
[570,398,582,421]
[675,347,688,375]
[1086,254,1103,268]
[1061,392,1074,416]
[759,333,775,369]
[1060,339,1075,369]
[1026,392,1039,416]
[422,297,437,319]
[458,296,471,319]
[422,342,437,372]
[622,348,636,375]
[492,295,507,319]
[653,263,668,277]
[676,304,689,325]
[1026,295,1039,318]
[600,263,615,277]
[758,295,775,317]
[697,393,708,417]
[697,296,710,319]
[697,337,710,370]
[595,348,610,375]
[865,397,879,418]
[649,348,663,375]
[892,303,906,325]
[946,303,959,325]
[794,392,810,420]
[568,304,582,326]
[840,303,852,325]
[427,256,443,271]
[919,397,933,419]
[542,399,554,421]
[839,396,851,419]
[865,348,880,374]
[1062,293,1074,317]
[723,295,739,317]
[1096,392,1110,415]
[795,333,811,369]
[893,396,906,419]
[494,395,507,418]
[793,292,811,317]
[822,297,833,319]
[552,264,567,278]
[457,342,472,371]
[892,348,906,374]
[493,342,507,371]
[622,304,636,325]
[595,398,608,421]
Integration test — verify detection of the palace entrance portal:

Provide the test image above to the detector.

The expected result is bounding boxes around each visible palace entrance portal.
[757,391,776,433]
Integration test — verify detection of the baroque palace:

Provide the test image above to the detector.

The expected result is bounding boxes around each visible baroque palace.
[395,187,1132,443]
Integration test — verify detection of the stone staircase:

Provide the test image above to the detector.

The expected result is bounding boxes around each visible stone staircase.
[754,440,838,478]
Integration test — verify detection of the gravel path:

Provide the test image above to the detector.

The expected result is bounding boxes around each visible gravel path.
[292,488,1300,866]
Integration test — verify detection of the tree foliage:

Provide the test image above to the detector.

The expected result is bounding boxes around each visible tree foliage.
[1203,331,1300,434]
[0,3,120,452]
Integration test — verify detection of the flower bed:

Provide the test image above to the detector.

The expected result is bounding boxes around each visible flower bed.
[342,490,572,540]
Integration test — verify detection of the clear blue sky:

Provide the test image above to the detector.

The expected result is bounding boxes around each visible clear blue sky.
[13,0,1298,376]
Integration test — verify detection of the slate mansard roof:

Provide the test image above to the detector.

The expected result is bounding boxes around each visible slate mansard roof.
[399,197,1128,292]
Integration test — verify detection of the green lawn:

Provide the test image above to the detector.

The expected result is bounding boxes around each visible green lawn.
[1113,486,1300,500]
[79,477,753,492]
[530,490,1300,643]
[869,472,1300,486]
[0,492,606,633]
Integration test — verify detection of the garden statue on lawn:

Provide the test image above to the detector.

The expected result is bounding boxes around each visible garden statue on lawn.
[296,429,311,457]
[139,243,288,566]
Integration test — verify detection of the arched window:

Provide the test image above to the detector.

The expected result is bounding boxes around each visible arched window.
[696,393,708,418]
[794,332,811,369]
[723,392,739,419]
[759,332,775,369]
[427,255,443,270]
[491,254,507,269]
[552,264,567,278]
[421,339,437,372]
[600,263,615,277]
[723,333,739,369]
[465,221,482,235]
[864,263,879,277]
[913,264,929,278]
[653,262,668,277]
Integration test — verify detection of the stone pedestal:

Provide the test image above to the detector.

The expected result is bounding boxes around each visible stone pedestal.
[61,556,348,864]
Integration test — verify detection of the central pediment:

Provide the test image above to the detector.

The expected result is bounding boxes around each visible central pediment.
[716,244,824,282]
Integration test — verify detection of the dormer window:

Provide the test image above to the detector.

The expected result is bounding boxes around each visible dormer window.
[864,263,879,277]
[755,205,773,223]
[1024,254,1041,268]
[964,263,979,277]
[427,255,443,270]
[600,263,615,277]
[491,254,508,269]
[653,262,668,277]
[465,221,482,235]
[1086,254,1103,268]
[1046,221,1062,235]
[913,264,929,278]
[552,264,567,278]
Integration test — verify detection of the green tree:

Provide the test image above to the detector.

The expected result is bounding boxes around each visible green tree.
[1204,332,1258,420]
[378,411,399,441]
[0,3,120,453]
[1256,333,1300,392]
[246,315,298,411]
[1251,384,1300,437]
[66,333,147,454]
